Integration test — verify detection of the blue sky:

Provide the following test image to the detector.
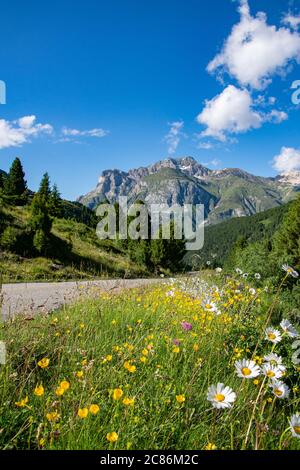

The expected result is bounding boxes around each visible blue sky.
[0,0,300,200]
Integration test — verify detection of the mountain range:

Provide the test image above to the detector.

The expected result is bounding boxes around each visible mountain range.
[78,157,300,224]
[77,157,300,224]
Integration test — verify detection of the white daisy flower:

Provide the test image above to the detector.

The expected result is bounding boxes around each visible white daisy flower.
[265,327,282,344]
[263,353,283,367]
[289,413,300,438]
[206,261,211,266]
[215,267,222,273]
[254,273,261,280]
[249,288,256,296]
[262,363,284,379]
[282,264,299,278]
[242,273,249,279]
[236,268,243,275]
[280,319,299,338]
[270,380,290,399]
[235,359,260,379]
[207,383,236,410]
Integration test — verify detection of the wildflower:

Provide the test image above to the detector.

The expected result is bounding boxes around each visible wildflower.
[141,348,149,356]
[270,380,290,399]
[76,370,84,378]
[282,264,299,278]
[106,355,113,361]
[166,290,175,297]
[207,383,236,409]
[236,268,243,275]
[263,353,283,367]
[15,396,29,407]
[280,319,299,338]
[235,359,260,379]
[38,358,50,369]
[172,346,180,354]
[193,344,199,352]
[55,387,65,396]
[176,395,186,404]
[205,443,217,450]
[289,413,300,438]
[78,408,89,419]
[173,339,181,346]
[89,404,100,415]
[124,361,136,373]
[60,380,70,391]
[34,385,44,397]
[181,321,193,331]
[46,411,59,422]
[262,363,284,379]
[254,273,261,280]
[113,388,123,400]
[242,273,249,279]
[265,327,282,344]
[249,288,256,296]
[206,261,211,266]
[140,356,147,363]
[215,268,222,274]
[123,397,135,406]
[107,432,118,443]
[253,379,259,385]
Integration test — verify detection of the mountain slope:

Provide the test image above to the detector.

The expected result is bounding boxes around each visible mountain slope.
[78,157,299,224]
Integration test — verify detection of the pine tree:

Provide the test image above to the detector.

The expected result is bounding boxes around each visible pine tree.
[49,183,62,217]
[4,157,27,203]
[29,174,53,254]
[38,172,51,200]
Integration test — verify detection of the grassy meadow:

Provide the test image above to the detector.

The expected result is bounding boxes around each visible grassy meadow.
[0,270,299,450]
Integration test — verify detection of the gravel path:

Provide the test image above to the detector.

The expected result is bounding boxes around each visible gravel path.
[1,278,159,321]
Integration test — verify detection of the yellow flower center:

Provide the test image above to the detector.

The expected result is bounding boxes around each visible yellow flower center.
[294,426,300,435]
[214,393,225,402]
[242,367,251,376]
[268,333,276,340]
[274,389,283,396]
[267,371,275,378]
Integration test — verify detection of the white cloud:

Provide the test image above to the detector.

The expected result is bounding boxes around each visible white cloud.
[282,14,300,30]
[207,0,300,89]
[265,109,288,124]
[164,121,185,155]
[62,127,109,138]
[201,158,221,167]
[197,142,215,150]
[197,85,262,141]
[273,147,300,174]
[0,115,53,150]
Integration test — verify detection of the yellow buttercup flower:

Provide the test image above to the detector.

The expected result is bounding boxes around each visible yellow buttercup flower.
[89,404,100,415]
[106,355,113,361]
[113,388,123,400]
[205,443,217,450]
[173,346,180,353]
[77,408,89,419]
[76,371,84,378]
[15,396,29,407]
[176,395,186,404]
[55,386,65,396]
[107,432,118,443]
[140,356,147,363]
[46,411,59,422]
[193,344,199,352]
[38,358,50,369]
[60,380,70,391]
[142,348,148,356]
[123,397,135,406]
[34,385,44,397]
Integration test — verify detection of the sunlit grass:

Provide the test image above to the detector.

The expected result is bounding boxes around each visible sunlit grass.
[0,274,299,450]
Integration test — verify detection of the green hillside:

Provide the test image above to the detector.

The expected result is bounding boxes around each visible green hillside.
[184,203,290,268]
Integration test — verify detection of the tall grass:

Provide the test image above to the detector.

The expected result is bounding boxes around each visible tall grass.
[0,274,299,450]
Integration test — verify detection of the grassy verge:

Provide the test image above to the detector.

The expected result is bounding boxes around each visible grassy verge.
[0,274,299,450]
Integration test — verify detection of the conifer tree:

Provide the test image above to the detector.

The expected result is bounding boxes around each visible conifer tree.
[4,157,27,203]
[49,183,62,217]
